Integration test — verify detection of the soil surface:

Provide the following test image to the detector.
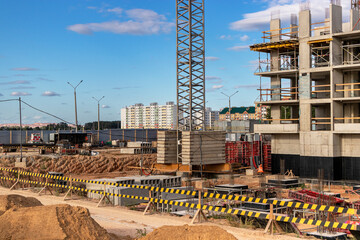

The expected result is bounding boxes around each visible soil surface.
[0,153,156,176]
[0,194,113,240]
[0,187,305,240]
[139,225,237,240]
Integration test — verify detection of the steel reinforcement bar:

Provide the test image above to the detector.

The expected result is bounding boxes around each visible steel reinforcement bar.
[1,167,359,215]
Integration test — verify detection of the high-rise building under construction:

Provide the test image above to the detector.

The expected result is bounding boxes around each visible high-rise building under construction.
[252,1,360,180]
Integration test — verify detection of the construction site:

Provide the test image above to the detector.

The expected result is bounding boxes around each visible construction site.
[2,0,360,240]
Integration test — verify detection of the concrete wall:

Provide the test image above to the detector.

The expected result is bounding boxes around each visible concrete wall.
[340,134,360,157]
[300,132,335,157]
[271,134,300,155]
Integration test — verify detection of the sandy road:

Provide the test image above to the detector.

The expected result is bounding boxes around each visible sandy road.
[0,186,302,240]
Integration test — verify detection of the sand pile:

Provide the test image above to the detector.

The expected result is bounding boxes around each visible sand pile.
[0,194,113,240]
[0,154,156,174]
[0,194,43,214]
[139,225,237,240]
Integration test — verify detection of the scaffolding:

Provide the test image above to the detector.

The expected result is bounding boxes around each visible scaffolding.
[309,39,332,68]
[251,40,299,73]
[342,41,360,65]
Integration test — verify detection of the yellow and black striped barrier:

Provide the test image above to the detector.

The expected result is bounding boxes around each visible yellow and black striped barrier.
[1,167,360,216]
[0,175,359,231]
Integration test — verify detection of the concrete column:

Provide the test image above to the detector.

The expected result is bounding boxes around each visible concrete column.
[330,38,342,66]
[333,101,343,123]
[271,76,281,101]
[299,103,311,132]
[299,73,311,99]
[330,4,342,34]
[270,18,281,71]
[299,9,311,70]
[299,10,311,38]
[271,105,281,124]
[332,70,343,98]
[270,18,281,42]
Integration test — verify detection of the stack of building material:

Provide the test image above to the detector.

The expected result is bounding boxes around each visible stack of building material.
[111,140,126,147]
[107,186,149,206]
[120,141,153,154]
[157,131,178,164]
[182,131,226,165]
[86,178,135,200]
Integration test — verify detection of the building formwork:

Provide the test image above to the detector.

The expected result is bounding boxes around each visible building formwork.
[252,2,360,180]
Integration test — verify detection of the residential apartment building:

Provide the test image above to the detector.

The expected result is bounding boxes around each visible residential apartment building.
[252,2,360,180]
[121,102,177,129]
[219,106,267,121]
[194,107,220,129]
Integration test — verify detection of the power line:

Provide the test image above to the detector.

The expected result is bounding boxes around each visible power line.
[0,99,18,103]
[20,100,75,126]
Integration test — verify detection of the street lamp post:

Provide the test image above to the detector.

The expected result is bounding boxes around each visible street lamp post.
[67,80,83,133]
[221,91,239,121]
[92,96,105,143]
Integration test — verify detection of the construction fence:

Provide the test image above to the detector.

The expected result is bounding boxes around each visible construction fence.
[0,129,161,144]
[0,167,360,233]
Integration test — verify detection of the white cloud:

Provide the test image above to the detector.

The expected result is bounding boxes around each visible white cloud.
[205,56,220,61]
[68,8,174,35]
[240,35,249,41]
[107,7,123,15]
[33,116,42,120]
[11,67,38,71]
[206,76,223,84]
[212,85,224,89]
[11,92,31,96]
[230,0,350,31]
[234,84,259,89]
[220,35,232,40]
[102,105,110,109]
[42,91,61,97]
[0,80,31,85]
[228,45,249,51]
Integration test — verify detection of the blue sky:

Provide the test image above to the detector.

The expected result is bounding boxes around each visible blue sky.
[0,0,351,124]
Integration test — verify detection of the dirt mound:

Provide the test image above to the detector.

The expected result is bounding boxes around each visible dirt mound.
[0,203,112,240]
[0,194,42,215]
[139,225,237,240]
[0,154,156,175]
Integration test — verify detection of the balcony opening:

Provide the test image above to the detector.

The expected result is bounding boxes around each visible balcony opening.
[335,70,360,98]
[311,72,330,99]
[311,103,331,131]
[310,41,330,68]
[259,76,299,102]
[342,40,360,65]
[334,102,360,123]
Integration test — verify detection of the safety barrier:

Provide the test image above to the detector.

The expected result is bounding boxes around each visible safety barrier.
[1,167,360,216]
[0,174,359,232]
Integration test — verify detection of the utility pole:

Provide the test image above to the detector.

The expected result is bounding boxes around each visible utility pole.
[221,91,239,121]
[67,80,83,133]
[92,96,105,143]
[19,97,22,162]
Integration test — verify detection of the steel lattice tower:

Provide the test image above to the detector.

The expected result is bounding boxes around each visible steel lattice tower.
[176,0,205,131]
